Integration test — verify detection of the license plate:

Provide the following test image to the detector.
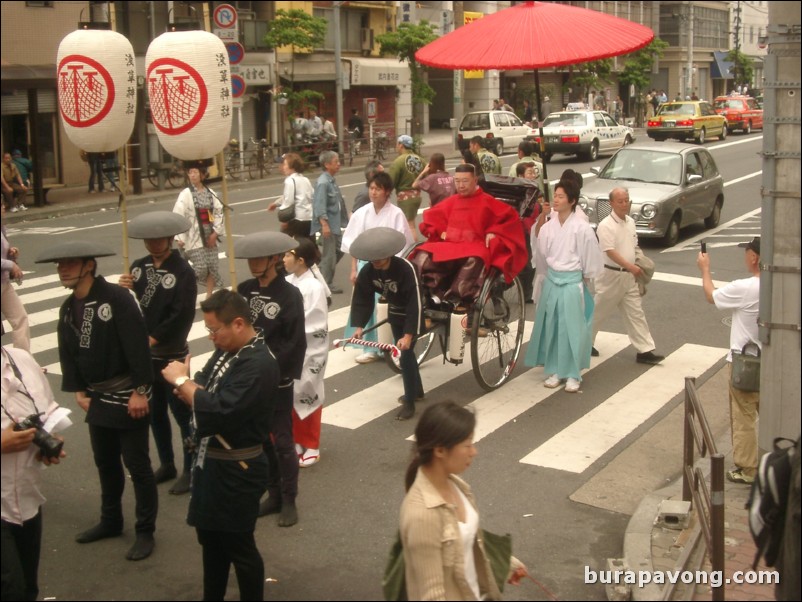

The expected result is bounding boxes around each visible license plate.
[664,121,676,127]
[549,136,559,143]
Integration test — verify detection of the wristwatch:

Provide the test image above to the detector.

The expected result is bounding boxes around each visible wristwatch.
[174,376,190,388]
[135,385,149,396]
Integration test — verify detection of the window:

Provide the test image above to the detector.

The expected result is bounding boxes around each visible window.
[594,113,606,127]
[313,7,368,52]
[603,114,617,127]
[686,153,703,178]
[494,113,509,127]
[508,114,523,127]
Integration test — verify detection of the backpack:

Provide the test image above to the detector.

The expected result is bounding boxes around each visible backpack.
[746,436,799,569]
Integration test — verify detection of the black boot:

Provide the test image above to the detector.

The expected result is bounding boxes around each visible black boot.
[153,463,177,484]
[169,471,191,495]
[75,523,122,544]
[126,533,155,561]
[278,502,298,527]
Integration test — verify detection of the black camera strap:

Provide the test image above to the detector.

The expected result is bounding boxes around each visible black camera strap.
[1,347,40,420]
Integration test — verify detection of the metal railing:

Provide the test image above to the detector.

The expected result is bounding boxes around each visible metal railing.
[682,376,725,601]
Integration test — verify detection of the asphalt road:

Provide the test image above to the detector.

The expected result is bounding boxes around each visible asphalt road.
[5,133,764,601]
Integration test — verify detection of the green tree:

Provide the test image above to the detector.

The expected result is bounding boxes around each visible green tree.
[567,59,613,103]
[726,48,755,90]
[377,22,438,136]
[619,39,669,126]
[264,9,327,141]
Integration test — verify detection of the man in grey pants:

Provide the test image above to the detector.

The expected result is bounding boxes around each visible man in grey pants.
[312,151,348,294]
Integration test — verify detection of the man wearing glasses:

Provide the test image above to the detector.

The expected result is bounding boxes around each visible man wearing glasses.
[162,289,278,601]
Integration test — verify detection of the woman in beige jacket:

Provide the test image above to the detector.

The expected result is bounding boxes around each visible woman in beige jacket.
[399,401,526,600]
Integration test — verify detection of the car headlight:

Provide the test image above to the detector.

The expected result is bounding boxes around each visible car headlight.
[641,203,657,219]
[579,198,589,212]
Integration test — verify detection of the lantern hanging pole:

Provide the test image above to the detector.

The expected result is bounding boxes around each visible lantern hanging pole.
[107,1,130,273]
[202,2,237,289]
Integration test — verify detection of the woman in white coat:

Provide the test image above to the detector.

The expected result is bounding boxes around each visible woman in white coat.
[269,153,314,241]
[283,236,329,467]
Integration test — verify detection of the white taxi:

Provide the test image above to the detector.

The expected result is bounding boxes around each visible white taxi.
[526,110,635,162]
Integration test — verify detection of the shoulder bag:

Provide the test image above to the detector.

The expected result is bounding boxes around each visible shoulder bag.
[278,178,297,223]
[382,528,511,601]
[731,341,761,392]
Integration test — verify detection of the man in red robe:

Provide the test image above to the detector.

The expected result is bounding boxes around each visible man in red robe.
[412,164,526,305]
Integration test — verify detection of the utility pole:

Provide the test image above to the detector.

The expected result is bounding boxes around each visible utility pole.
[733,1,742,88]
[452,1,464,149]
[334,2,344,155]
[758,3,801,450]
[686,2,694,99]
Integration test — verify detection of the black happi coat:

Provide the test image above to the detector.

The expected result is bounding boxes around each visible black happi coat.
[130,250,197,361]
[57,276,153,429]
[237,277,306,382]
[188,333,278,532]
[351,256,424,336]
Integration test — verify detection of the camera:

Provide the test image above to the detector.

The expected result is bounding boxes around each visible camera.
[14,413,63,459]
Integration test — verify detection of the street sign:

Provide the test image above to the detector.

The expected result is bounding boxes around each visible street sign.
[213,28,237,41]
[365,97,378,125]
[231,74,246,98]
[225,42,245,65]
[213,4,237,29]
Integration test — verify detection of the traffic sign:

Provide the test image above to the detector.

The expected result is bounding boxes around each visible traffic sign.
[213,4,237,29]
[225,42,245,65]
[231,74,246,98]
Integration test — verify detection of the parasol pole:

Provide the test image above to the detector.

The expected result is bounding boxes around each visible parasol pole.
[533,69,550,203]
[202,3,237,289]
[108,3,130,274]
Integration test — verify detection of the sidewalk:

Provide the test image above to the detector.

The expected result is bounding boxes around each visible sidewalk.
[623,365,776,601]
[4,129,461,227]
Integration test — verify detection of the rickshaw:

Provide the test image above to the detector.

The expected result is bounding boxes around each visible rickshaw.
[379,175,541,391]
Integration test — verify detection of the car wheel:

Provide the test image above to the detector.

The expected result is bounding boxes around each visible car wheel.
[623,134,633,146]
[587,140,599,161]
[696,128,706,144]
[744,121,752,135]
[720,125,727,141]
[705,198,723,229]
[662,215,681,247]
[494,140,504,156]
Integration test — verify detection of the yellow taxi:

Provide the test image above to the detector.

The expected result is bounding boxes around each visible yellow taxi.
[647,100,727,144]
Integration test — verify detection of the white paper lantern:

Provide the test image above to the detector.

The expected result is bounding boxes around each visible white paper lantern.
[57,29,137,153]
[145,31,232,161]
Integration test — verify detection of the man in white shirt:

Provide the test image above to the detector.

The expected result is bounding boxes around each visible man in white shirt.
[591,187,664,364]
[697,237,761,484]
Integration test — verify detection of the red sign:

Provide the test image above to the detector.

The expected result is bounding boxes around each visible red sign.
[364,97,378,121]
[213,4,237,29]
[147,58,208,136]
[57,54,115,128]
[225,42,245,65]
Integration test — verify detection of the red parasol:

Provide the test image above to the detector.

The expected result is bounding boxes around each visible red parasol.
[415,1,654,196]
[415,1,654,70]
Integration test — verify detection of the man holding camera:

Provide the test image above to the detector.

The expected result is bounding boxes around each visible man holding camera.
[1,344,68,601]
[697,237,761,484]
[35,241,157,561]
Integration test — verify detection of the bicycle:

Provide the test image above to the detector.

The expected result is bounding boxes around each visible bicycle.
[223,141,243,181]
[346,129,361,166]
[247,137,274,180]
[372,131,388,162]
[146,162,185,189]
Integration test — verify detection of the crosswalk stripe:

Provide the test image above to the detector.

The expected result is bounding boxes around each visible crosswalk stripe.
[324,322,536,429]
[518,343,725,473]
[467,332,632,443]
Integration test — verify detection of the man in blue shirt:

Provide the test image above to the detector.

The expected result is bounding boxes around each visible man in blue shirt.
[312,151,348,294]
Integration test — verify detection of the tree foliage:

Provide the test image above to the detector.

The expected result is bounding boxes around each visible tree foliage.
[726,48,755,89]
[568,59,614,99]
[619,39,669,93]
[377,22,438,134]
[264,9,327,120]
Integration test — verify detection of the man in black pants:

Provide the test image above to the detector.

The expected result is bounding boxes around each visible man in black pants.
[119,211,197,494]
[235,232,306,527]
[36,241,157,561]
[163,290,277,601]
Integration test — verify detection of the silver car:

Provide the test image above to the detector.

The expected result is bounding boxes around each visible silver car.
[580,143,724,247]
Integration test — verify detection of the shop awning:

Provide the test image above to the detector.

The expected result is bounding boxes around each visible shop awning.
[344,58,410,86]
[1,64,56,91]
[278,60,337,83]
[711,51,735,80]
